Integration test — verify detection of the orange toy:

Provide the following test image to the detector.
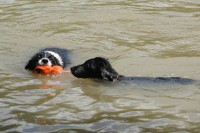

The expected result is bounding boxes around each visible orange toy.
[34,66,64,75]
[51,66,64,74]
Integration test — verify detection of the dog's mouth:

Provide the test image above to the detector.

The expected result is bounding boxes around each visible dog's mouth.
[35,69,42,74]
[34,66,51,74]
[70,66,79,77]
[38,64,51,66]
[37,62,52,67]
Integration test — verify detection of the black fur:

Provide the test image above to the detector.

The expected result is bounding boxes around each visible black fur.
[25,47,70,71]
[71,57,118,81]
[70,57,195,84]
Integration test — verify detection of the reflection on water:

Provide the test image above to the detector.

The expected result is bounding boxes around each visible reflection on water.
[0,0,200,132]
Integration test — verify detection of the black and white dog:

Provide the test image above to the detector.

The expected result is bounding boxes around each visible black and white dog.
[25,47,70,71]
[70,57,196,85]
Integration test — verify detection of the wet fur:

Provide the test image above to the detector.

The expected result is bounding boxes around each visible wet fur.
[25,47,70,71]
[71,57,119,81]
[70,57,195,84]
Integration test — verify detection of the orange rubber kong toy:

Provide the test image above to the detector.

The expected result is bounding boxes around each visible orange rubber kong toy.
[34,66,64,75]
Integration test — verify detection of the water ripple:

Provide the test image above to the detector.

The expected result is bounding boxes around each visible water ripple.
[0,0,200,132]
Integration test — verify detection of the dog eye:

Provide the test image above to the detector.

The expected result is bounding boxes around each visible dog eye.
[48,55,53,59]
[37,54,43,58]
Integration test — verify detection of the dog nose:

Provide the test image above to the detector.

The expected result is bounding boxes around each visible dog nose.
[42,59,48,64]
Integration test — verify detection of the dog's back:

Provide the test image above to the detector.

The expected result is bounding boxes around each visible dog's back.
[117,76,196,85]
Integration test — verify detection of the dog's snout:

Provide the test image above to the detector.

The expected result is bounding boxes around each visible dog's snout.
[70,66,79,75]
[42,59,48,64]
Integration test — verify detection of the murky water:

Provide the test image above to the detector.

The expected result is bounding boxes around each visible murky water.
[0,0,200,132]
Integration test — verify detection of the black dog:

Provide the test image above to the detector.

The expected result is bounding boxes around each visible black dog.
[25,47,70,71]
[70,57,195,85]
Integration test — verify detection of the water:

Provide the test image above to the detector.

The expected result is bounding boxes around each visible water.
[0,0,200,132]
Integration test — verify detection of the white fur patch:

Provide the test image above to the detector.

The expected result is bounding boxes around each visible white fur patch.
[38,58,52,66]
[45,51,63,66]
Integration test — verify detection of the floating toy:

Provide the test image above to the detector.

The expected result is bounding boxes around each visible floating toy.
[34,66,64,75]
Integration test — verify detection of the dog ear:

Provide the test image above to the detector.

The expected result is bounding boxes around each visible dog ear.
[101,68,118,81]
[25,57,38,70]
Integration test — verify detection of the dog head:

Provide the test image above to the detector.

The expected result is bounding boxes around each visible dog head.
[25,51,61,70]
[70,57,119,81]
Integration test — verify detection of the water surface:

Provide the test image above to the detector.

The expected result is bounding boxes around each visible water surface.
[0,0,200,132]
